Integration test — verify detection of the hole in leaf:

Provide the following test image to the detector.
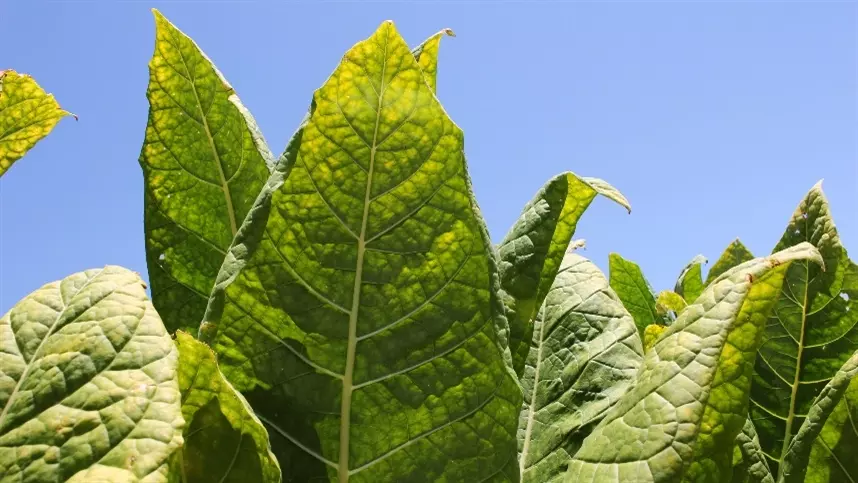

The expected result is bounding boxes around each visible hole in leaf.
[802,212,808,219]
[841,292,850,302]
[159,253,166,262]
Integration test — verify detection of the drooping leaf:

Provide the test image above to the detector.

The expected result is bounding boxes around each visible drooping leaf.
[748,182,858,478]
[410,28,455,93]
[655,290,687,315]
[675,254,707,303]
[139,10,275,335]
[199,21,521,483]
[643,324,666,352]
[173,331,281,483]
[707,239,754,286]
[731,419,775,483]
[779,349,858,483]
[0,70,72,178]
[0,267,183,483]
[566,243,823,483]
[608,253,665,337]
[518,253,643,483]
[499,173,630,376]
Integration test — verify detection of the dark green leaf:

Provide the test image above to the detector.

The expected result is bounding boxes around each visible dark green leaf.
[706,239,754,286]
[674,254,707,303]
[518,253,643,483]
[608,253,665,337]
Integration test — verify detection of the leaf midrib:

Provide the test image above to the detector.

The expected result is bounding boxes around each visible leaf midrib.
[520,303,547,474]
[337,26,389,483]
[170,30,238,236]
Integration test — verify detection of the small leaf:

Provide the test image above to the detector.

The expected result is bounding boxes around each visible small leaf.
[675,254,707,303]
[749,182,858,477]
[0,70,72,178]
[779,349,858,483]
[732,419,775,483]
[707,239,754,286]
[0,267,183,483]
[410,28,455,93]
[655,290,687,315]
[518,253,643,483]
[566,243,823,483]
[643,324,666,352]
[804,375,858,483]
[140,10,275,335]
[499,173,630,376]
[608,253,664,337]
[173,331,281,482]
[200,21,521,482]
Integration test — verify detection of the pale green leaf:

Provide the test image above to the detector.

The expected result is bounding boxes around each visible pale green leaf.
[140,10,275,335]
[707,239,754,286]
[655,290,687,315]
[0,70,72,178]
[518,253,643,483]
[780,350,858,483]
[749,182,858,478]
[732,419,775,483]
[410,28,454,93]
[675,254,707,303]
[173,331,280,483]
[566,243,823,483]
[0,267,183,483]
[499,173,630,376]
[608,253,665,337]
[199,22,521,483]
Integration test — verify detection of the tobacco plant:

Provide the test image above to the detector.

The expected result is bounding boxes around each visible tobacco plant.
[1,9,856,483]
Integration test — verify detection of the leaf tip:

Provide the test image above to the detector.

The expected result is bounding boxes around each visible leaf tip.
[443,28,456,37]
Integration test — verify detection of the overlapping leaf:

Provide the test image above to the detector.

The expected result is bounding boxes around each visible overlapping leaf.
[749,182,858,477]
[499,173,630,376]
[608,253,666,337]
[675,254,707,303]
[199,22,521,483]
[566,243,823,483]
[0,70,72,178]
[803,375,858,483]
[656,290,687,315]
[707,239,754,286]
[518,253,643,483]
[732,420,775,483]
[173,331,281,482]
[0,267,183,483]
[780,350,858,483]
[140,10,275,334]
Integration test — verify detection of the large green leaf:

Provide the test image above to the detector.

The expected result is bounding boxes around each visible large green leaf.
[518,253,643,483]
[608,253,665,337]
[199,21,521,483]
[410,28,454,93]
[140,10,275,335]
[499,173,630,376]
[780,349,858,483]
[732,420,775,483]
[707,239,754,286]
[0,266,183,482]
[804,375,858,483]
[0,69,72,178]
[565,243,823,483]
[173,331,280,482]
[675,254,707,303]
[749,182,858,477]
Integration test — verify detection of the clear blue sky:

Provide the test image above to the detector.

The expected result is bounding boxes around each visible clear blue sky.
[1,1,856,314]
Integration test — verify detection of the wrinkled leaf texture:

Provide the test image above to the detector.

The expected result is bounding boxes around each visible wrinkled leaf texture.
[199,21,521,483]
[566,243,822,483]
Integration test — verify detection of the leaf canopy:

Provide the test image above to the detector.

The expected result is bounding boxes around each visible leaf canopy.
[518,253,643,483]
[566,243,823,483]
[200,21,521,483]
[0,70,72,178]
[0,267,183,483]
[140,10,274,335]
